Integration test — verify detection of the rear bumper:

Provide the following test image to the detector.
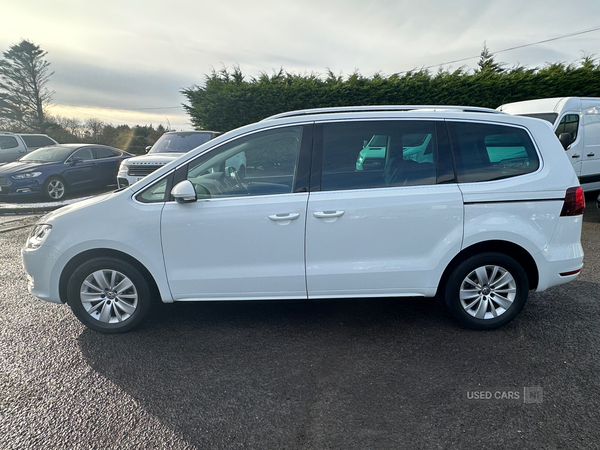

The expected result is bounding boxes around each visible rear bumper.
[535,216,584,292]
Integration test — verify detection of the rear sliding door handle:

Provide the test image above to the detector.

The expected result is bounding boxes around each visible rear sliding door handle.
[313,211,345,219]
[268,213,300,222]
[587,153,595,157]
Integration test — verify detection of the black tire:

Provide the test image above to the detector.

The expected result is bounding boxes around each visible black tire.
[444,252,529,330]
[66,257,154,333]
[43,176,66,201]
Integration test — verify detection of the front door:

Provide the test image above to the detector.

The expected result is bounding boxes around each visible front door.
[161,125,310,300]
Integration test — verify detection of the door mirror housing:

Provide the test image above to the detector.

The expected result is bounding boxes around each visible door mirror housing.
[558,132,573,150]
[171,180,197,203]
[145,145,152,153]
[70,157,83,165]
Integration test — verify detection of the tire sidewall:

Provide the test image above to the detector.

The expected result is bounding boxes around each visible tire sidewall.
[67,257,153,333]
[444,252,529,330]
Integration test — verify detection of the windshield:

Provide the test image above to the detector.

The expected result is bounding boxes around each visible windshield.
[149,132,212,154]
[518,113,559,124]
[19,146,74,162]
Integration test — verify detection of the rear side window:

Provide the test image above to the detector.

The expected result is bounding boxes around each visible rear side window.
[20,135,55,148]
[319,120,438,191]
[94,147,119,159]
[448,122,539,183]
[0,136,19,150]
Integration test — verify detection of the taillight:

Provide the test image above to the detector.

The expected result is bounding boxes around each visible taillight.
[560,186,585,216]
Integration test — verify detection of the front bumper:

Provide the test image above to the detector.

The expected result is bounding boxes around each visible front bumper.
[22,244,63,304]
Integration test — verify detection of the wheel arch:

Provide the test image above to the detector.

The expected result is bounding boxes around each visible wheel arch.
[59,248,160,304]
[436,240,539,296]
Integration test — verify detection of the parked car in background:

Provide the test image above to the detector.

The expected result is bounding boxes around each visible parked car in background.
[22,105,584,334]
[117,130,221,188]
[0,144,132,201]
[0,132,58,163]
[498,97,600,191]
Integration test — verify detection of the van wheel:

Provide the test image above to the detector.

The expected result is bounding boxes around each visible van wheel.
[66,257,153,333]
[444,253,529,330]
[43,177,66,200]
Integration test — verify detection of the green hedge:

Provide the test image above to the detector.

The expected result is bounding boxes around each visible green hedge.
[182,57,600,132]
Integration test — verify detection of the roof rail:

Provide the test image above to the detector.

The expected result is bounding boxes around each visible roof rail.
[263,105,504,121]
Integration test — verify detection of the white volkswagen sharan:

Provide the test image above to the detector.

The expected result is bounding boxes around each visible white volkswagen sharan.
[22,106,585,333]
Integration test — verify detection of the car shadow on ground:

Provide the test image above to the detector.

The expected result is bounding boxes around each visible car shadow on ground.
[74,283,600,449]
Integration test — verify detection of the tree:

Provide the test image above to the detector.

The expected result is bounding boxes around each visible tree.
[84,118,105,143]
[0,40,54,132]
[476,42,505,74]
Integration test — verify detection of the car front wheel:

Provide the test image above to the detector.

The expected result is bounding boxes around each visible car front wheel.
[444,252,529,330]
[66,257,154,333]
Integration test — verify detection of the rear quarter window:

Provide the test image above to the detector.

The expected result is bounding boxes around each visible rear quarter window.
[448,122,540,183]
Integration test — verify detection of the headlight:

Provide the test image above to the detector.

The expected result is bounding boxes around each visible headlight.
[25,224,52,249]
[12,172,42,179]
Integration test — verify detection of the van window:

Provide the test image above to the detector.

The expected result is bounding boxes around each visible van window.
[448,122,539,183]
[555,114,579,141]
[519,113,558,124]
[319,121,438,191]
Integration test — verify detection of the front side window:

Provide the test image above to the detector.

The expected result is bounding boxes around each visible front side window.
[185,126,302,199]
[555,114,579,141]
[448,122,539,183]
[320,120,438,191]
[69,148,94,162]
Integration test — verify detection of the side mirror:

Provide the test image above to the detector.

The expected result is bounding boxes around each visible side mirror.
[363,140,368,148]
[171,180,197,203]
[558,133,573,150]
[71,157,83,165]
[145,146,152,153]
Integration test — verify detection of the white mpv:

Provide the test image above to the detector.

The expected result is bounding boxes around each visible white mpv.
[22,106,585,333]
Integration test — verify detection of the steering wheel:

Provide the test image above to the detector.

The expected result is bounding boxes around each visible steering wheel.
[223,167,248,192]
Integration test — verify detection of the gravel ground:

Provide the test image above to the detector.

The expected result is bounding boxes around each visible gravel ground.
[0,200,599,449]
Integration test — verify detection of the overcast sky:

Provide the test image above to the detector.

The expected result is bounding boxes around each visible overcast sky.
[3,0,600,130]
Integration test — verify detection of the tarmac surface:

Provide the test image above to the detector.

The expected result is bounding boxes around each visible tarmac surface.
[0,194,599,449]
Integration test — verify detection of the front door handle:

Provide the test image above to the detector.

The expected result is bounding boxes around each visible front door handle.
[587,153,595,157]
[313,210,345,219]
[268,213,300,222]
[572,154,580,159]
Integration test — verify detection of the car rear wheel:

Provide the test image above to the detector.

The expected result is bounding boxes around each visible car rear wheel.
[66,257,154,333]
[444,252,529,330]
[43,177,66,200]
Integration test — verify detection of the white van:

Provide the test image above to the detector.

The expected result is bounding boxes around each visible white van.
[498,97,600,191]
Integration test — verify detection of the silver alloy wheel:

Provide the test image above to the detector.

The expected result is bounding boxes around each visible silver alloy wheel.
[79,269,139,323]
[459,265,517,319]
[47,179,65,199]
